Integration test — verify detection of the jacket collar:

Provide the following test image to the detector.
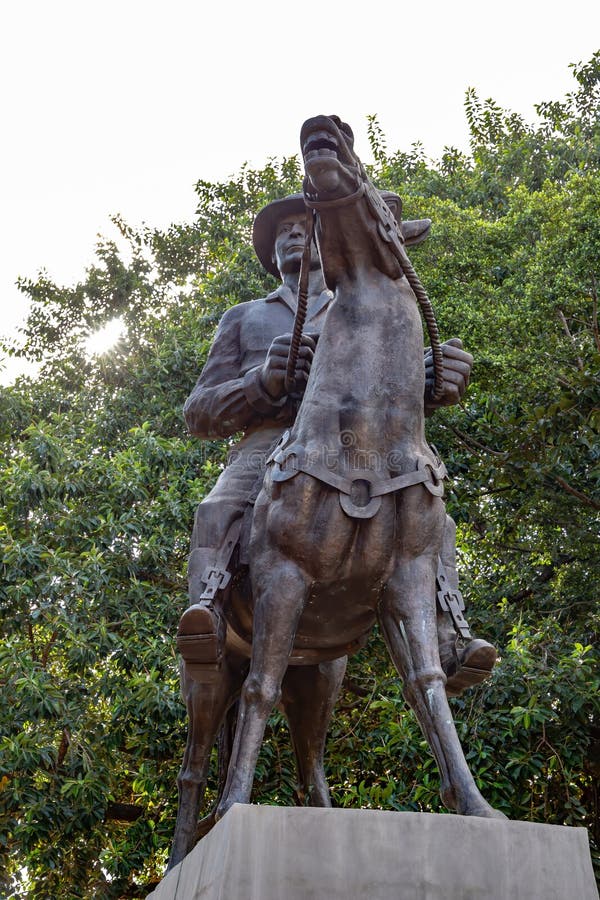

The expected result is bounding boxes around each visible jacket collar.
[265,284,333,321]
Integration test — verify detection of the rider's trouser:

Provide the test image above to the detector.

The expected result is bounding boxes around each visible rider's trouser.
[188,427,284,600]
[437,514,469,669]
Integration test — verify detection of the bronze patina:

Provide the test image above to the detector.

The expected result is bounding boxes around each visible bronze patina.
[168,115,503,869]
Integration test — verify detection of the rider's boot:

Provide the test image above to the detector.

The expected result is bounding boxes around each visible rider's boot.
[176,547,227,666]
[438,612,497,697]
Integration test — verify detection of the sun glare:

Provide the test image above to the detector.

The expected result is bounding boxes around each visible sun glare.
[84,317,125,356]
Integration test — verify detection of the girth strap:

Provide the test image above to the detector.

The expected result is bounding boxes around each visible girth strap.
[267,432,446,520]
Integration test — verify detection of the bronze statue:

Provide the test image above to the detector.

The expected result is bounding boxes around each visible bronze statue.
[169,115,503,869]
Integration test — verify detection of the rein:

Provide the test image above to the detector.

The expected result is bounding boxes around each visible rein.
[285,169,445,401]
[284,207,315,393]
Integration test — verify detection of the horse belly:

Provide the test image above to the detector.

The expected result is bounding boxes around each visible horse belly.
[293,578,380,649]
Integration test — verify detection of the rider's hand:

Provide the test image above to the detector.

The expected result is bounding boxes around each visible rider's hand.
[259,333,317,399]
[424,338,473,412]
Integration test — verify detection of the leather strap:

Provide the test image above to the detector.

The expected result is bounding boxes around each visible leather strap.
[268,434,446,519]
[304,179,365,210]
[197,516,244,602]
[436,558,472,640]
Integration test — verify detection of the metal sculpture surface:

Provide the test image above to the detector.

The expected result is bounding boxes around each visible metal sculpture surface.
[168,115,503,869]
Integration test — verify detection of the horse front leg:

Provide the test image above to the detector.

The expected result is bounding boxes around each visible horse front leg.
[380,486,504,819]
[216,559,310,819]
[281,657,347,806]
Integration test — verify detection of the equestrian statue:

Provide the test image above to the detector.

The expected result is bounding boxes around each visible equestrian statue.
[168,114,504,869]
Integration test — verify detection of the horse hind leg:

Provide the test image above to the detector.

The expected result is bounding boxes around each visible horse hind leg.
[281,657,347,806]
[379,492,504,819]
[168,659,244,869]
[193,699,240,841]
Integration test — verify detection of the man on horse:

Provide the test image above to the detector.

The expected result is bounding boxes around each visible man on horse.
[177,192,496,695]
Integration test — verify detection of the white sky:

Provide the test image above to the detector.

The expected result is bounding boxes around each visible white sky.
[1,0,599,381]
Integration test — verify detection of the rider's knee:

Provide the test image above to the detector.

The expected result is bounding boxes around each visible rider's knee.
[443,513,456,544]
[440,513,458,570]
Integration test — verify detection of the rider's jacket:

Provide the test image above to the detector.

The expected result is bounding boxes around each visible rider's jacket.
[184,285,333,441]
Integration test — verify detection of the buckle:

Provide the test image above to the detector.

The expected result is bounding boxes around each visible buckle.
[199,567,231,601]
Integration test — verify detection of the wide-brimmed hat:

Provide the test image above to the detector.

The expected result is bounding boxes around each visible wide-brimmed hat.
[252,194,306,277]
[252,191,430,277]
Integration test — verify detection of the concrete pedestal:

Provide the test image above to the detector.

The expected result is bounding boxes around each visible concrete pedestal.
[148,804,598,900]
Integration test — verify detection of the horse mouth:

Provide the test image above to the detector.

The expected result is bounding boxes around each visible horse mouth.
[303,132,339,162]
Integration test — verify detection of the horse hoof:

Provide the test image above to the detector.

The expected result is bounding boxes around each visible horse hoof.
[460,799,507,819]
[196,810,217,839]
[440,785,458,811]
[214,800,232,823]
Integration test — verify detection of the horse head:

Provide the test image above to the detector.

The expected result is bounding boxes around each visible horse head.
[299,116,443,399]
[301,115,362,201]
[300,113,406,287]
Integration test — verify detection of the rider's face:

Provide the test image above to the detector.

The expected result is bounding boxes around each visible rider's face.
[273,215,320,276]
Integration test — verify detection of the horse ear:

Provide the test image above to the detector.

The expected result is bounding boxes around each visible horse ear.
[402,218,432,247]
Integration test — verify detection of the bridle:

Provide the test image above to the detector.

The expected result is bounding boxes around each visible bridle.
[284,163,445,402]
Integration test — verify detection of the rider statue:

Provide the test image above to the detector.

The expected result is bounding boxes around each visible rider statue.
[177,191,497,696]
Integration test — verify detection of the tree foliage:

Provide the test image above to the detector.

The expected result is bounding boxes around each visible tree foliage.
[1,55,599,897]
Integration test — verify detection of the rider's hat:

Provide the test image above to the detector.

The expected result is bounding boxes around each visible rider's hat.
[252,191,430,277]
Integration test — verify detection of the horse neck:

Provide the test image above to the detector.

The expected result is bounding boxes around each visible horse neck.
[315,200,400,286]
[296,201,427,458]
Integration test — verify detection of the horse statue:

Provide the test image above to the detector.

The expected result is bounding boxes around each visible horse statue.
[168,114,504,869]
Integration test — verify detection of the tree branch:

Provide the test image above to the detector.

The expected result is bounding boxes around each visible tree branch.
[556,309,584,370]
[447,424,504,457]
[342,678,371,698]
[41,629,59,668]
[56,728,71,769]
[505,564,556,604]
[27,621,37,662]
[591,274,600,353]
[554,475,600,510]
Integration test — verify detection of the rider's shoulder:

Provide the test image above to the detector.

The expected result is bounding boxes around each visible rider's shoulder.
[220,296,273,327]
[220,295,271,320]
[218,300,256,326]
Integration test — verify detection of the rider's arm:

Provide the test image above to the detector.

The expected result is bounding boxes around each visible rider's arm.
[184,304,287,439]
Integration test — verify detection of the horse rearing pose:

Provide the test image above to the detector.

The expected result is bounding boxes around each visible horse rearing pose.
[213,115,504,824]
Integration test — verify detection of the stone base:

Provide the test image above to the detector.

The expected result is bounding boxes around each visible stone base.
[148,804,598,900]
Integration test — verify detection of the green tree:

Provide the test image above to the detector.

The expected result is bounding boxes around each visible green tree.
[1,55,598,897]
